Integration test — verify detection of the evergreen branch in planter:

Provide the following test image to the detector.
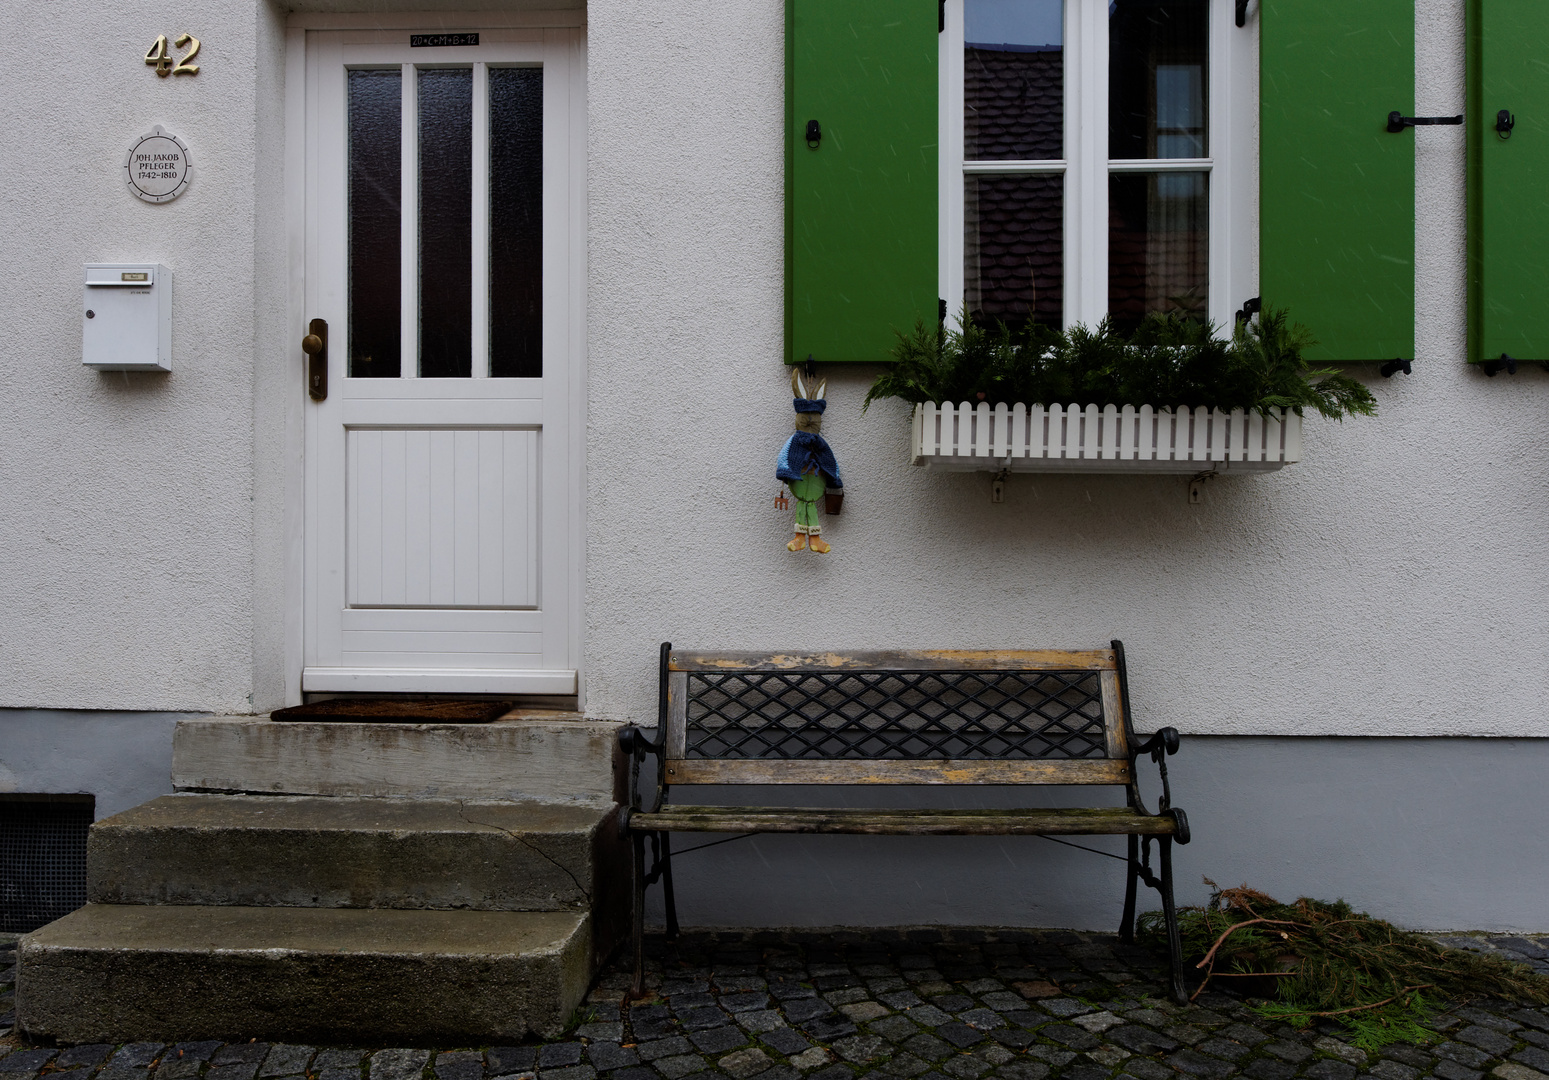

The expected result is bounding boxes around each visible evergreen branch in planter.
[864,308,1377,421]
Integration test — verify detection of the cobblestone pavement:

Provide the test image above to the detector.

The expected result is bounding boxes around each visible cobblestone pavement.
[0,930,1546,1080]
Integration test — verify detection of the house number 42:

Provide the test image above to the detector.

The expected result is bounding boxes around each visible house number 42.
[145,34,200,77]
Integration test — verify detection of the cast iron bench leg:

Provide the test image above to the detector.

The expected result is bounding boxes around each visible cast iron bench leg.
[1160,836,1186,1005]
[631,829,647,997]
[660,832,681,939]
[1119,834,1141,943]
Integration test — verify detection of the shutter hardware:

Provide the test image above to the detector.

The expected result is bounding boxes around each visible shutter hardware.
[1235,0,1249,28]
[1380,359,1412,378]
[1234,296,1261,325]
[1387,111,1463,133]
[1496,110,1516,139]
[1481,355,1518,377]
[805,119,821,149]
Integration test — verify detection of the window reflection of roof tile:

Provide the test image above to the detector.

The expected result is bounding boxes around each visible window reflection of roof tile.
[965,46,1062,161]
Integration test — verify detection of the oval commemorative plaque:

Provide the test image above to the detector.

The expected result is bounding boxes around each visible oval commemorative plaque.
[124,126,192,203]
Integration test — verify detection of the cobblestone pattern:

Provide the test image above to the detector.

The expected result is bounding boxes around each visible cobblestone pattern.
[0,931,1546,1080]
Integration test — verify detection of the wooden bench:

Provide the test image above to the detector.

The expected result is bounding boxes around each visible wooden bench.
[618,641,1192,1001]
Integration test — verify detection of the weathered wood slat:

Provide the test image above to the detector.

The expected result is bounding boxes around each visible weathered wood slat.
[668,649,1117,672]
[632,804,1177,836]
[663,758,1132,786]
[1100,669,1128,759]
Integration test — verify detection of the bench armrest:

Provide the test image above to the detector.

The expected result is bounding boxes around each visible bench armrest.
[619,723,667,818]
[1132,727,1180,759]
[1130,726,1182,815]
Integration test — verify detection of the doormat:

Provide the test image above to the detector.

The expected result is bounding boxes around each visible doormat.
[269,699,514,723]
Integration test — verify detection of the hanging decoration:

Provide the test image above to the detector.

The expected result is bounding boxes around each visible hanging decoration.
[777,369,842,553]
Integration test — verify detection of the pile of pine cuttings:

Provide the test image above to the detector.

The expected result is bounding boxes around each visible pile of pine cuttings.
[1138,881,1549,1048]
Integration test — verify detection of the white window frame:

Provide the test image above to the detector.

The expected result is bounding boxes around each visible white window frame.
[940,0,1257,332]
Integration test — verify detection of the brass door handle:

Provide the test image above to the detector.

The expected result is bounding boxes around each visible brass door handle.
[303,319,327,401]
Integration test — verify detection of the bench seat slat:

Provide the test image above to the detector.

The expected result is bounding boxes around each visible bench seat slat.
[669,649,1116,672]
[633,805,1178,836]
[665,758,1132,785]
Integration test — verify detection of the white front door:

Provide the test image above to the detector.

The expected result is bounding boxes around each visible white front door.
[301,28,582,696]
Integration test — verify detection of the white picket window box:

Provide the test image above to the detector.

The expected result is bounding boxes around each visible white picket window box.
[910,401,1303,474]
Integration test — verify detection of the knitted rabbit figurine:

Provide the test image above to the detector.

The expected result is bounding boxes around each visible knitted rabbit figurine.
[777,368,842,553]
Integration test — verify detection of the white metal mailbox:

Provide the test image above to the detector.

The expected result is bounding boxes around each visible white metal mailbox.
[83,264,172,371]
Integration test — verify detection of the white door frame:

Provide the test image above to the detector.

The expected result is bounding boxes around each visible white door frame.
[281,10,587,705]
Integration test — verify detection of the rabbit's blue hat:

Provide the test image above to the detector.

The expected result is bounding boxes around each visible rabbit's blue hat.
[793,397,826,413]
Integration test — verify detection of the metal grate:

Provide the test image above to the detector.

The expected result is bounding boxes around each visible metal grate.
[0,797,93,933]
[684,670,1107,760]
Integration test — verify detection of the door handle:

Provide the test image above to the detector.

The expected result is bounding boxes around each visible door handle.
[302,318,327,401]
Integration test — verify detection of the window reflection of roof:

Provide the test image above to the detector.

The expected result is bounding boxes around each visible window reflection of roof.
[965,42,1062,52]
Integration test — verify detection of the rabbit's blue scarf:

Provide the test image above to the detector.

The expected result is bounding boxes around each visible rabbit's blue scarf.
[777,431,842,488]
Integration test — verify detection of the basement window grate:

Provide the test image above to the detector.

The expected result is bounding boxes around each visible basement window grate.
[0,796,94,933]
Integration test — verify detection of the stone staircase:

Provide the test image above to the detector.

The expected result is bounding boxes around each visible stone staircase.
[16,713,629,1044]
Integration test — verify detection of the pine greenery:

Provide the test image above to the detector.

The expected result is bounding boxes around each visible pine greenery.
[1138,883,1549,1050]
[864,308,1378,420]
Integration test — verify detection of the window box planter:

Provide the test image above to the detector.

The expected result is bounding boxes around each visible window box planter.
[910,401,1302,474]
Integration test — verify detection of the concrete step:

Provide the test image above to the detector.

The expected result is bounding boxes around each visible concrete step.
[18,904,590,1043]
[89,794,627,915]
[172,714,624,804]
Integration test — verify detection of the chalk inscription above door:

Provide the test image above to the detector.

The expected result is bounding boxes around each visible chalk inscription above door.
[301,28,583,696]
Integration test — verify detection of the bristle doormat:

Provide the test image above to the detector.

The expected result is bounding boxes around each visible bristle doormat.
[269,699,514,723]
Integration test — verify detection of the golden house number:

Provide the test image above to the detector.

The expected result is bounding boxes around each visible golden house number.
[145,34,200,77]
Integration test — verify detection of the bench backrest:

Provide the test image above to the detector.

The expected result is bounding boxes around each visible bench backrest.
[658,645,1138,788]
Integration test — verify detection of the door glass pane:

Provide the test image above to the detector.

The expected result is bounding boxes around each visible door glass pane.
[348,69,402,378]
[418,67,473,377]
[965,0,1063,160]
[1108,171,1208,332]
[1109,0,1208,159]
[965,173,1063,329]
[489,67,543,379]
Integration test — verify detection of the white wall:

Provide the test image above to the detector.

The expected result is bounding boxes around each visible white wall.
[0,1,287,713]
[583,0,1549,739]
[1,0,1543,742]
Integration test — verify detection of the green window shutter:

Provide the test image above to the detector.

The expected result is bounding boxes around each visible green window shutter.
[1468,0,1549,363]
[1260,0,1415,364]
[786,0,938,365]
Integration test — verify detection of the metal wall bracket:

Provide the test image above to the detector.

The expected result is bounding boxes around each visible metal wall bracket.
[1387,111,1464,133]
[991,468,1009,504]
[1188,471,1213,505]
[1380,358,1412,378]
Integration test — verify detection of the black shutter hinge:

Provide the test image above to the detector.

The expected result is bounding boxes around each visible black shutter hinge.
[939,298,947,323]
[1387,111,1464,133]
[1481,354,1518,377]
[940,0,945,33]
[1235,296,1261,325]
[1235,0,1249,27]
[1380,358,1412,377]
[1497,110,1516,138]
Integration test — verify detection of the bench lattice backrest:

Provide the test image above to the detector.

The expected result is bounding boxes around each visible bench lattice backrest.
[661,649,1136,787]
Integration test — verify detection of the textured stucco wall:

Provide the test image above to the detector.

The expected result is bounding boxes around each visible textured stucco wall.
[0,2,278,713]
[584,0,1549,738]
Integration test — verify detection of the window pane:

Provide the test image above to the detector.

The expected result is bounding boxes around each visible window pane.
[348,69,402,379]
[965,0,1062,160]
[1108,171,1208,332]
[965,173,1063,328]
[1109,0,1208,159]
[419,67,473,377]
[489,67,543,379]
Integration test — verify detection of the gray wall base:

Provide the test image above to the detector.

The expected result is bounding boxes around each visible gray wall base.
[0,710,188,818]
[643,736,1549,933]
